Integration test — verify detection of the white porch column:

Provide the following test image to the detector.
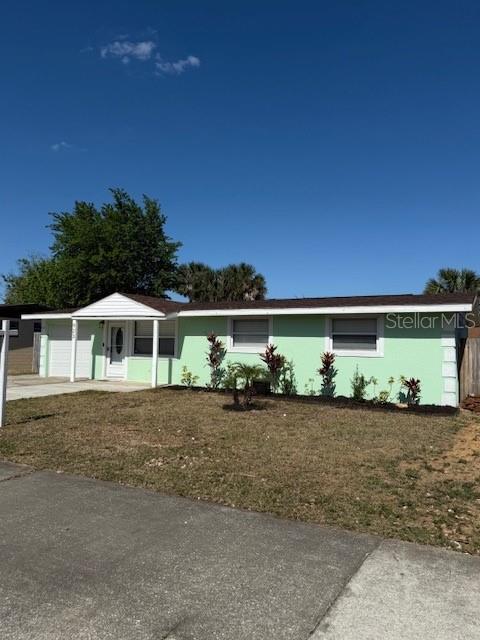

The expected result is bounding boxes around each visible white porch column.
[70,319,78,382]
[101,321,108,379]
[0,320,10,428]
[151,319,159,388]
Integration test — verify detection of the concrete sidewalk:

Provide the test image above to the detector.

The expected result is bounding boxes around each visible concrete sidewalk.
[312,539,480,639]
[7,374,149,400]
[0,461,479,640]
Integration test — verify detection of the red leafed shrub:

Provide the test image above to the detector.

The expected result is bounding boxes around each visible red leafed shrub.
[206,332,226,390]
[318,352,337,397]
[402,377,421,405]
[260,344,285,393]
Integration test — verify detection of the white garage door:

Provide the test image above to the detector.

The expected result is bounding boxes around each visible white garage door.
[48,321,93,378]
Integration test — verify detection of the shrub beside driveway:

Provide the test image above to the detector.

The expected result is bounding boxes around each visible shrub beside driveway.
[1,388,479,554]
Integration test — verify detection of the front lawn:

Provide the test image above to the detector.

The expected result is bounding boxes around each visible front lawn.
[1,388,479,553]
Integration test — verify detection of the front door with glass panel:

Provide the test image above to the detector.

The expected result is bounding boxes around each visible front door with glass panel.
[106,322,126,378]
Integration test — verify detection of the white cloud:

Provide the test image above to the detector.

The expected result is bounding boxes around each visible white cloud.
[50,141,72,152]
[100,40,156,64]
[155,55,200,75]
[50,141,86,153]
[99,37,200,76]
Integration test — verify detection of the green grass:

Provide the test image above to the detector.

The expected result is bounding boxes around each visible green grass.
[1,388,479,553]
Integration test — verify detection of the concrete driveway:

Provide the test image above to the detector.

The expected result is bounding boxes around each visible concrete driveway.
[7,374,149,400]
[0,462,479,639]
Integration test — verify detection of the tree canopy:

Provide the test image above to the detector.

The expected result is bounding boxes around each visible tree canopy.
[3,189,268,307]
[424,268,480,294]
[176,261,267,302]
[3,189,181,308]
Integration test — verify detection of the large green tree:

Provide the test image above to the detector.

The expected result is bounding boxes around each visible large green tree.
[424,268,480,294]
[3,189,181,307]
[176,261,267,302]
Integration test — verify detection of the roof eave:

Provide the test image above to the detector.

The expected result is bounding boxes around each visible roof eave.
[21,312,73,320]
[177,303,473,317]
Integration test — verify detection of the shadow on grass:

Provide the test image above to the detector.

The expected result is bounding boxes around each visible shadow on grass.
[10,412,67,425]
[222,402,269,412]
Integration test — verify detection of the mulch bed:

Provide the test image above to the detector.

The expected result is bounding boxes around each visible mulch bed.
[167,385,459,415]
[462,396,480,413]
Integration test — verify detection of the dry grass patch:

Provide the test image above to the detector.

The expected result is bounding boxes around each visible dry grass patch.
[1,388,479,553]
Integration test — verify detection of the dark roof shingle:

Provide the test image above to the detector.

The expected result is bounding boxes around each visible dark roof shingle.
[176,292,476,312]
[27,292,475,317]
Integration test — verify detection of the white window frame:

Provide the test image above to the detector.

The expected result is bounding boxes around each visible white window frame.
[325,315,384,358]
[227,316,273,354]
[131,319,178,359]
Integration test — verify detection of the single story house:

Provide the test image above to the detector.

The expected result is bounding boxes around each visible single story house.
[22,291,476,406]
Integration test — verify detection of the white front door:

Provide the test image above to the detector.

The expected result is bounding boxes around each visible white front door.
[106,322,126,378]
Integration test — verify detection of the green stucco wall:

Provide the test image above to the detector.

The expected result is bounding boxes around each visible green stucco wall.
[126,314,447,404]
[43,314,451,405]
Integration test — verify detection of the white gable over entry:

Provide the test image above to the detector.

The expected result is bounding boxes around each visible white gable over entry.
[72,293,165,319]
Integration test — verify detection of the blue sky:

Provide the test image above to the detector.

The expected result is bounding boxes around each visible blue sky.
[2,1,480,300]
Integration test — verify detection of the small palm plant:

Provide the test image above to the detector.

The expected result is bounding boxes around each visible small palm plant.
[229,362,267,407]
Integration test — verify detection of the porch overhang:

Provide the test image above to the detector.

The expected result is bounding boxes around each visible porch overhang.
[20,293,175,390]
[71,293,167,319]
[70,315,171,320]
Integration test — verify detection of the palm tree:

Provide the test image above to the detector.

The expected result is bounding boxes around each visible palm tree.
[230,362,267,407]
[424,268,480,294]
[218,263,267,301]
[175,261,267,302]
[175,262,217,302]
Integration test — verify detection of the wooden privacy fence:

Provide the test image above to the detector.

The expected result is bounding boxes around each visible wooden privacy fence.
[459,336,480,400]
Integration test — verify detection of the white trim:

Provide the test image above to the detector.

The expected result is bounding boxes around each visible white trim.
[226,316,273,354]
[69,316,166,321]
[151,319,159,388]
[101,321,108,379]
[22,302,473,322]
[39,322,47,377]
[22,313,72,320]
[325,315,385,358]
[178,303,472,317]
[69,319,78,382]
[131,318,177,359]
[173,317,179,359]
[441,329,458,406]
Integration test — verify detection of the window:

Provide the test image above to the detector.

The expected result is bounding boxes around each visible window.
[229,318,270,352]
[329,317,383,356]
[133,321,176,357]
